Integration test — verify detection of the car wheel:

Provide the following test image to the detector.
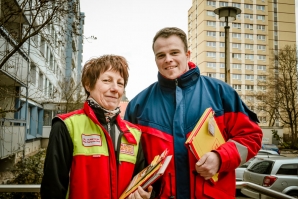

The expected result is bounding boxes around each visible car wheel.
[287,191,298,198]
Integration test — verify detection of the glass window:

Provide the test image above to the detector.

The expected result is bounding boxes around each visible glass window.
[207,11,216,17]
[232,43,241,49]
[244,14,253,20]
[220,32,225,37]
[220,42,225,47]
[232,23,241,29]
[207,0,216,7]
[232,3,241,8]
[207,73,216,78]
[257,35,266,40]
[258,55,266,60]
[245,34,254,40]
[219,1,228,7]
[257,75,266,81]
[245,44,253,50]
[232,64,241,69]
[245,24,253,29]
[244,4,253,9]
[207,31,216,37]
[232,74,241,80]
[207,52,216,57]
[207,21,216,26]
[207,41,216,47]
[220,52,225,58]
[245,64,254,70]
[257,65,266,71]
[220,73,225,79]
[257,5,265,11]
[257,45,266,50]
[220,63,225,68]
[276,164,298,175]
[257,25,265,31]
[232,33,241,39]
[43,110,52,126]
[245,54,254,60]
[207,62,216,68]
[232,84,242,90]
[257,15,265,20]
[246,75,254,80]
[232,53,241,59]
[245,85,254,90]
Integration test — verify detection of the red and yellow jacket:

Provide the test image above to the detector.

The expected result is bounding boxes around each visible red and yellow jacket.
[41,102,144,199]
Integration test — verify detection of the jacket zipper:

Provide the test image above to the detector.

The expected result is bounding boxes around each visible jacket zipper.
[175,79,178,86]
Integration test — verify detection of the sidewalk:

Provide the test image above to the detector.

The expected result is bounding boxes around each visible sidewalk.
[280,149,298,157]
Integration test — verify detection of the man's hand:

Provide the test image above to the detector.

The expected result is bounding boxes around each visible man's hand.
[127,186,153,199]
[195,152,221,180]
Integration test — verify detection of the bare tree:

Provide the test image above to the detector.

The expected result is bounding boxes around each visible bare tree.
[57,78,84,113]
[0,0,81,69]
[255,45,298,148]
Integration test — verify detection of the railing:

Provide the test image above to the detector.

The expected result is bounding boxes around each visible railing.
[0,182,295,198]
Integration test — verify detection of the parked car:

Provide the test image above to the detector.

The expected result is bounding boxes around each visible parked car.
[235,150,281,182]
[241,157,298,198]
[262,144,280,154]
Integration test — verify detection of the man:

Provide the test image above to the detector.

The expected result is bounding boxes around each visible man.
[125,27,262,199]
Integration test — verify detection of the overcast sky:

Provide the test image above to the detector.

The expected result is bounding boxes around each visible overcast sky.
[80,1,192,100]
[81,1,298,100]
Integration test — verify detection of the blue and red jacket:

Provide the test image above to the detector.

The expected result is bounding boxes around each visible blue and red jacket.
[125,63,262,199]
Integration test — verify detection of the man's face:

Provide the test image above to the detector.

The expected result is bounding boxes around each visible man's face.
[153,35,190,80]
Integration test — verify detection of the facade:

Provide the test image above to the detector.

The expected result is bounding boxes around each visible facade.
[188,0,296,127]
[0,0,84,161]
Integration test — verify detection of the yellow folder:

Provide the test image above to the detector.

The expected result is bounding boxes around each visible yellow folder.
[185,107,225,183]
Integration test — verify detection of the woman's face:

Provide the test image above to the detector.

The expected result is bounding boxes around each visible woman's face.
[88,69,125,110]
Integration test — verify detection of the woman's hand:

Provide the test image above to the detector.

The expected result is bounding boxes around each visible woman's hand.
[127,186,153,199]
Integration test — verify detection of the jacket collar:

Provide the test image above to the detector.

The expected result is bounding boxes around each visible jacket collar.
[158,62,200,89]
[83,102,137,145]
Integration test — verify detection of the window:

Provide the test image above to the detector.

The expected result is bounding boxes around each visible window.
[232,74,241,80]
[257,65,266,71]
[207,41,216,47]
[232,53,241,59]
[207,0,216,7]
[274,21,277,27]
[257,34,266,41]
[245,54,254,60]
[259,116,267,123]
[220,42,225,47]
[220,63,225,68]
[245,85,254,90]
[232,23,241,29]
[207,62,216,68]
[245,34,254,40]
[274,31,278,36]
[232,33,241,39]
[44,78,48,96]
[207,31,216,37]
[207,73,216,78]
[244,14,253,20]
[276,164,298,175]
[257,5,265,11]
[219,1,228,7]
[245,64,254,70]
[246,95,254,101]
[220,52,225,58]
[220,73,225,79]
[207,52,216,58]
[43,110,52,126]
[258,55,266,60]
[257,45,266,51]
[236,14,241,19]
[232,43,241,49]
[244,4,253,9]
[258,86,266,91]
[245,24,253,30]
[232,3,241,8]
[274,12,277,17]
[220,32,225,37]
[257,75,266,81]
[207,11,216,17]
[245,75,254,80]
[219,21,225,26]
[233,84,242,90]
[30,64,37,85]
[257,25,265,31]
[245,44,253,50]
[207,21,216,26]
[257,15,265,21]
[38,72,43,90]
[232,64,241,69]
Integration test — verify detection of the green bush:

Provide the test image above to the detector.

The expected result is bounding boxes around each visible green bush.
[0,149,46,199]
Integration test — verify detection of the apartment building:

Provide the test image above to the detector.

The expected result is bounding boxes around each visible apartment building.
[0,0,84,161]
[188,0,296,126]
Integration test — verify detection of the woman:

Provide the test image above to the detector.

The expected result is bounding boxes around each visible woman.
[41,55,152,199]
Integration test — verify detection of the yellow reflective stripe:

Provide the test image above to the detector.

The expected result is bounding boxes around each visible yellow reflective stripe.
[63,114,109,156]
[119,126,141,164]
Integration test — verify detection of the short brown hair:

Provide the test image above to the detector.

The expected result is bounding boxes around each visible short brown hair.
[152,27,188,52]
[81,55,129,97]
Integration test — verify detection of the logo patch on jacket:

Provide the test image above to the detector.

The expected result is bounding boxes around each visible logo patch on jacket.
[120,143,134,155]
[82,134,102,147]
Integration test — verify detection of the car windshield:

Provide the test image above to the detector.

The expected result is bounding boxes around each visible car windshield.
[248,160,274,174]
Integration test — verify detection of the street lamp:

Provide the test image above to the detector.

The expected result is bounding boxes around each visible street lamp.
[214,7,241,84]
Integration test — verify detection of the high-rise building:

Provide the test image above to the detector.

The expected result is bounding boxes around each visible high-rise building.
[188,0,296,126]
